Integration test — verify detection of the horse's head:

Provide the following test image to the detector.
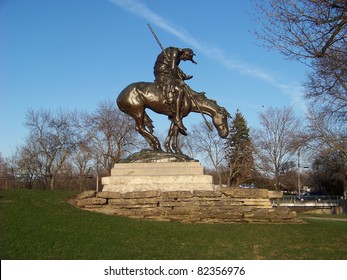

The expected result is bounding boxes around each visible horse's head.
[212,107,230,138]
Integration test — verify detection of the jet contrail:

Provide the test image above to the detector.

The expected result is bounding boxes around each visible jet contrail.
[109,0,306,111]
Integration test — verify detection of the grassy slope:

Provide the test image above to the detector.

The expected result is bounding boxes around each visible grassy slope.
[0,189,346,260]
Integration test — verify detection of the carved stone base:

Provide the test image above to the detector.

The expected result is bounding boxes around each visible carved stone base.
[102,161,214,193]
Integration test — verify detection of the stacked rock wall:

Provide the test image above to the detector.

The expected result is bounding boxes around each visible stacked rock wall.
[74,188,301,223]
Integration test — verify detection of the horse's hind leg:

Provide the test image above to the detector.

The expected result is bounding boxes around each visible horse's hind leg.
[143,112,154,133]
[171,124,183,154]
[134,115,161,151]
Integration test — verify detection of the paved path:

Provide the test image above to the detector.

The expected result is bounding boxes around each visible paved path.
[302,216,347,222]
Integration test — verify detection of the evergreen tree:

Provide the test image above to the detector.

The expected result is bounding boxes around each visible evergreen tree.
[225,110,254,187]
[311,149,347,196]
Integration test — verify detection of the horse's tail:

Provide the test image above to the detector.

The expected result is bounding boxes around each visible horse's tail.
[144,112,154,133]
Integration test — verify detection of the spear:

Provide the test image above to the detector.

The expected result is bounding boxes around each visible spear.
[147,23,213,132]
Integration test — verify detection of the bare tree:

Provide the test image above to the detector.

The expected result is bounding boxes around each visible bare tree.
[254,0,346,61]
[189,121,227,186]
[253,0,347,120]
[10,140,41,189]
[305,52,347,120]
[6,101,147,190]
[0,153,13,189]
[80,100,139,175]
[306,107,347,158]
[25,108,78,190]
[253,107,301,190]
[70,142,94,191]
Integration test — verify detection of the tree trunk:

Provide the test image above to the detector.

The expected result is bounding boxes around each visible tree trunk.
[50,175,55,191]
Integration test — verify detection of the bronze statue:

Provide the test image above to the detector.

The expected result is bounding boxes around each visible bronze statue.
[117,80,229,154]
[117,25,229,154]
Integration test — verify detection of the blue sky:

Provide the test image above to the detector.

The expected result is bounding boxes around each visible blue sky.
[0,0,308,158]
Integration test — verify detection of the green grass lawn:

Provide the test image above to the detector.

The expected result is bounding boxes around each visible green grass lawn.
[1,189,346,260]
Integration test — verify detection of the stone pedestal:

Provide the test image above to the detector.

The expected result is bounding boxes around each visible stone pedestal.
[102,161,213,193]
[74,188,301,224]
[75,151,301,223]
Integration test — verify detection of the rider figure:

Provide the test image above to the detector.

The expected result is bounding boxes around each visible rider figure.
[154,47,197,135]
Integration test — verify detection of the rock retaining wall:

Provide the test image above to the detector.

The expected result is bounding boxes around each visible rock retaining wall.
[73,188,301,223]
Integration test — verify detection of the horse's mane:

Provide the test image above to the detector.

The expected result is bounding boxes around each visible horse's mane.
[194,93,230,117]
[136,81,230,117]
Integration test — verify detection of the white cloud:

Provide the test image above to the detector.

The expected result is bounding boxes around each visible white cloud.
[109,0,306,112]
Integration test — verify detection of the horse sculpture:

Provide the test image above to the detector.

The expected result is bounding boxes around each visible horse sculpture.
[117,82,230,154]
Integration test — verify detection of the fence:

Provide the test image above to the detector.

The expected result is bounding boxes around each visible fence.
[271,195,347,214]
[0,175,99,191]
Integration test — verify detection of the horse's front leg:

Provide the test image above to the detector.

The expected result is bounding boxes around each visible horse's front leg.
[164,122,174,153]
